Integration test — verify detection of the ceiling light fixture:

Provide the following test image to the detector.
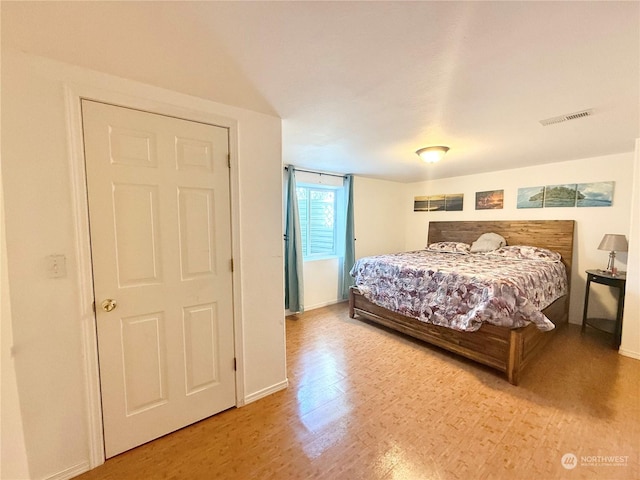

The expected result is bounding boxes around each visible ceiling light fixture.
[416,146,449,163]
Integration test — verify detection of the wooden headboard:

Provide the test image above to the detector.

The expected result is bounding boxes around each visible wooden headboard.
[428,220,575,282]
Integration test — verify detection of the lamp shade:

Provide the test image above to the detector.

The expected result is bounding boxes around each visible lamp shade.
[598,234,628,252]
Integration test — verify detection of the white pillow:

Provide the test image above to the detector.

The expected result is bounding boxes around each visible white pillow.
[470,232,507,253]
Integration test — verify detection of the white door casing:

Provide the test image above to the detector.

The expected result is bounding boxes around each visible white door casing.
[82,100,236,457]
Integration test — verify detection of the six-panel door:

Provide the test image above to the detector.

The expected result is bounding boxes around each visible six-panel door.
[82,100,236,457]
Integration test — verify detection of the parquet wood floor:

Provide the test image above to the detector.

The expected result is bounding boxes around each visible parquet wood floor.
[75,302,639,479]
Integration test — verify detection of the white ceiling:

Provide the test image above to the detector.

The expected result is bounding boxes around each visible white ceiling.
[2,1,639,182]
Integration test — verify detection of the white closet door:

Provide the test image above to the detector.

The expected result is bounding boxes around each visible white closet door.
[82,100,235,457]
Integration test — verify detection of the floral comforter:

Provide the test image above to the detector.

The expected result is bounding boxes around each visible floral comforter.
[350,251,568,332]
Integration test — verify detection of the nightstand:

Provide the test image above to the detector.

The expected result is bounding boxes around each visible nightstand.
[581,269,626,349]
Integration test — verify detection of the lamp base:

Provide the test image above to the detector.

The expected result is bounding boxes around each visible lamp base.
[606,251,618,276]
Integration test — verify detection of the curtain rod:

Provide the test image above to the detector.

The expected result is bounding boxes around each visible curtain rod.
[284,165,347,179]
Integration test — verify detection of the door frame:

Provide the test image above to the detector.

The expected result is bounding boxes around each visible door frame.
[64,84,246,468]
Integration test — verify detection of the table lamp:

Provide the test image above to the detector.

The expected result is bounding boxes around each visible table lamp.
[598,234,628,276]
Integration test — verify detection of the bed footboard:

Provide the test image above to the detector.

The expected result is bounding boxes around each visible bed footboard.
[349,287,563,385]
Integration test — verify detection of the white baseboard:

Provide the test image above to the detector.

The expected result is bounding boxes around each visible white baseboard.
[619,348,640,360]
[44,461,91,480]
[304,298,348,312]
[285,299,347,317]
[244,379,289,404]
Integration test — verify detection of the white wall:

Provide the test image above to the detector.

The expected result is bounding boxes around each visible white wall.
[302,258,343,310]
[2,51,91,480]
[403,153,635,328]
[1,170,31,479]
[620,140,640,358]
[354,176,406,259]
[1,50,286,479]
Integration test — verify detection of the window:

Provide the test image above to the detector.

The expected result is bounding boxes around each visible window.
[296,185,339,259]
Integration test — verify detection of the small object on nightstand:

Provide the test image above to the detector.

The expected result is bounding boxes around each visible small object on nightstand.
[581,269,626,349]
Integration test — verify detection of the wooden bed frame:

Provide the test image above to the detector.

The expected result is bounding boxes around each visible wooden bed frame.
[349,220,575,385]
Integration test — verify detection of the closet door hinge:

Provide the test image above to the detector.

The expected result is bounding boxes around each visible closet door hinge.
[230,258,234,272]
[227,153,231,168]
[233,358,237,371]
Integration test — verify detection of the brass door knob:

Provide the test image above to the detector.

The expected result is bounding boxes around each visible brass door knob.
[101,299,117,312]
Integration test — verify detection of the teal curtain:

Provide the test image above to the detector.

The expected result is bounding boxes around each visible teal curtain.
[284,167,304,312]
[341,174,355,300]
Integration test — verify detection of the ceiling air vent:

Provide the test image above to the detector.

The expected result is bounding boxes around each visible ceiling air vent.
[539,109,594,126]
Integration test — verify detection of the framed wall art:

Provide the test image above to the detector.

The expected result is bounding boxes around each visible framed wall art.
[475,190,504,210]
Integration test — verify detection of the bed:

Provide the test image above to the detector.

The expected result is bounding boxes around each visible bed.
[348,220,575,385]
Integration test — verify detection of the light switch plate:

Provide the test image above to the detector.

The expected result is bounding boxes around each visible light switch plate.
[47,254,66,278]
